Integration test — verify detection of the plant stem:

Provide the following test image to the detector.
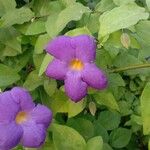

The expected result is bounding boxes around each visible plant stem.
[110,63,150,73]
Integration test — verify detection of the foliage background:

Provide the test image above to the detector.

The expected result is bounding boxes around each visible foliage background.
[0,0,150,149]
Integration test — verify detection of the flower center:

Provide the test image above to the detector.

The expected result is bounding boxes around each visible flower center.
[70,59,84,71]
[15,111,27,124]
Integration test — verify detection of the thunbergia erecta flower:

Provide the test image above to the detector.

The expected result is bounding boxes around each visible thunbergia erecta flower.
[45,35,108,102]
[0,87,52,150]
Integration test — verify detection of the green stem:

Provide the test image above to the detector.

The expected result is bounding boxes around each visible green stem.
[110,63,150,73]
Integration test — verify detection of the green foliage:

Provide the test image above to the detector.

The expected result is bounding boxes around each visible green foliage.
[1,0,150,149]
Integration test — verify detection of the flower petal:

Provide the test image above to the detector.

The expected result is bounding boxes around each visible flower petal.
[0,122,23,150]
[82,63,108,89]
[30,104,52,128]
[45,36,75,62]
[45,59,68,80]
[21,121,46,148]
[71,35,96,62]
[65,71,87,102]
[11,87,35,111]
[0,91,19,123]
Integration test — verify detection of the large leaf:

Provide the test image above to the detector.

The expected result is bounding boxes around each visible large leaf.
[0,64,20,87]
[46,3,90,37]
[98,3,149,38]
[95,0,116,13]
[141,82,150,135]
[135,20,150,47]
[146,0,150,11]
[52,124,86,150]
[0,7,34,28]
[113,0,135,6]
[0,0,16,16]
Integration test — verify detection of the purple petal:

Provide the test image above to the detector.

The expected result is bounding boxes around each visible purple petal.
[45,59,68,80]
[45,36,75,62]
[0,91,19,123]
[65,71,87,102]
[71,35,96,62]
[21,121,46,148]
[0,122,23,150]
[30,104,52,128]
[11,87,35,111]
[82,63,108,89]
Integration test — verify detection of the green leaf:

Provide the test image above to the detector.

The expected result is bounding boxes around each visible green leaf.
[113,0,135,6]
[44,79,57,97]
[95,0,116,13]
[86,136,103,150]
[135,20,150,47]
[0,7,34,28]
[34,34,50,54]
[94,90,120,111]
[51,90,86,118]
[0,27,21,53]
[67,118,94,140]
[0,0,16,16]
[60,0,76,7]
[52,124,86,150]
[109,128,132,148]
[23,70,44,91]
[0,63,20,87]
[32,0,63,17]
[141,82,150,135]
[46,3,90,37]
[39,54,53,76]
[98,110,121,130]
[102,143,113,150]
[98,3,149,38]
[65,26,91,36]
[93,121,109,142]
[108,73,125,87]
[18,20,46,35]
[146,0,150,11]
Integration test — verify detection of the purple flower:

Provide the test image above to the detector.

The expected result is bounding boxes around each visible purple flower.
[0,87,52,150]
[45,35,108,102]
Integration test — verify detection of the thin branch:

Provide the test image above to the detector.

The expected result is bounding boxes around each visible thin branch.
[110,63,150,73]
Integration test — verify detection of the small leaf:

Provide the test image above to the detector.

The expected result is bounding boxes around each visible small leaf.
[0,64,20,87]
[86,136,103,150]
[34,34,50,54]
[98,110,121,130]
[39,54,53,76]
[23,70,44,91]
[89,101,97,116]
[109,128,132,148]
[51,90,86,117]
[52,124,86,150]
[120,33,131,49]
[94,90,120,111]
